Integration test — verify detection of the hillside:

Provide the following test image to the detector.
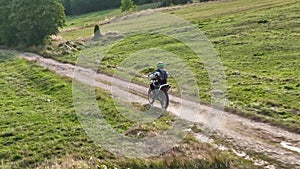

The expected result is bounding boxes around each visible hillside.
[49,0,300,132]
[0,0,299,168]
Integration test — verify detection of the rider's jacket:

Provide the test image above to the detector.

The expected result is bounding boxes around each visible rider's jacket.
[149,68,168,85]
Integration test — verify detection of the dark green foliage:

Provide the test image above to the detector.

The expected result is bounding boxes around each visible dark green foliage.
[93,25,101,38]
[60,0,158,15]
[94,25,100,34]
[133,0,153,5]
[172,0,191,4]
[0,0,18,46]
[202,0,216,1]
[0,0,65,47]
[121,0,137,12]
[61,0,72,15]
[159,0,190,7]
[160,0,172,7]
[63,0,122,15]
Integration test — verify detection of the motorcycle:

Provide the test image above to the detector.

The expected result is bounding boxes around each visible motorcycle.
[148,77,170,111]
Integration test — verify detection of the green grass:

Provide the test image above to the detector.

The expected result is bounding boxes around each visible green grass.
[60,27,94,40]
[49,0,300,133]
[2,1,299,167]
[173,0,300,132]
[63,9,120,29]
[63,2,160,30]
[0,53,113,168]
[1,52,259,168]
[136,2,160,10]
[59,3,162,40]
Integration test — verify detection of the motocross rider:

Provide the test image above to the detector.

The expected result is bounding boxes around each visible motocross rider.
[149,62,169,90]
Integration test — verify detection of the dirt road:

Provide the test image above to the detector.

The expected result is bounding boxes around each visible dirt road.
[2,49,299,168]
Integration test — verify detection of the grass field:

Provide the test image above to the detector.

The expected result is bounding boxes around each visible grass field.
[1,52,262,168]
[63,3,160,29]
[60,3,161,40]
[0,53,110,168]
[174,0,300,132]
[63,9,120,29]
[51,0,300,133]
[2,0,299,167]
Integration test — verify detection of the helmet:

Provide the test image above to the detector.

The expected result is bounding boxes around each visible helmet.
[157,62,164,69]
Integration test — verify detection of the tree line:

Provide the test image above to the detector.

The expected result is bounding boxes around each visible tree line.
[61,0,121,15]
[61,0,191,15]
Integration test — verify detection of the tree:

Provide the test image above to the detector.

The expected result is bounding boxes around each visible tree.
[70,0,90,15]
[61,0,72,15]
[160,0,172,7]
[0,0,17,46]
[0,0,65,47]
[120,0,136,13]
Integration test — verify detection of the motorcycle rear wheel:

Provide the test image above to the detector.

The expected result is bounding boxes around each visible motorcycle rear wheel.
[159,91,169,111]
[148,88,155,105]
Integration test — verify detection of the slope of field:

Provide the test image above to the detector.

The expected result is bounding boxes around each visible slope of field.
[51,0,300,133]
[172,0,300,131]
[0,52,250,168]
[0,53,110,168]
[2,0,298,168]
[60,3,161,40]
[14,50,300,168]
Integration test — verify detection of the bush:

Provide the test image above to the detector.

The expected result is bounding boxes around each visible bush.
[121,0,136,12]
[0,0,65,47]
[93,25,101,38]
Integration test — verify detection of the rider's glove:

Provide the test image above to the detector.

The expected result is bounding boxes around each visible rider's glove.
[149,73,155,79]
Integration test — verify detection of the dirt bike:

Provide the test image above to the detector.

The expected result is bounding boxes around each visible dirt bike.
[148,79,170,111]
